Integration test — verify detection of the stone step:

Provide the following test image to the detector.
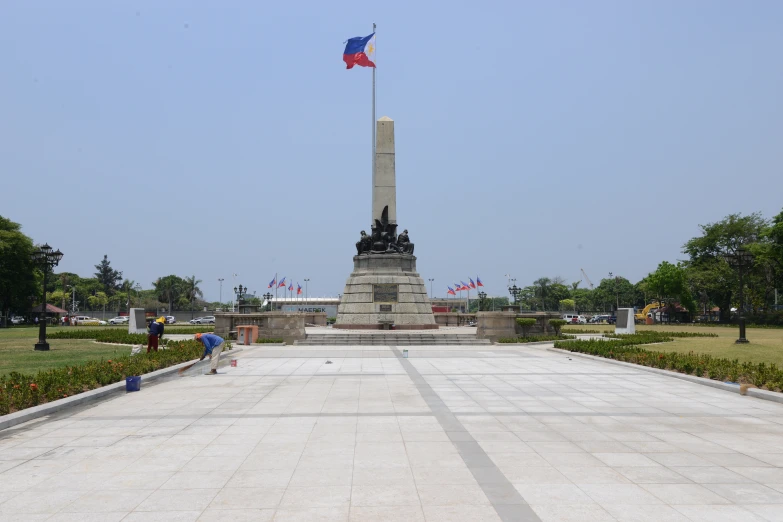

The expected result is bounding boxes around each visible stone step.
[295,333,491,346]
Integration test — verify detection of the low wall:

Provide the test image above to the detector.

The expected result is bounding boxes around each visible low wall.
[476,311,561,342]
[434,313,477,327]
[215,312,321,344]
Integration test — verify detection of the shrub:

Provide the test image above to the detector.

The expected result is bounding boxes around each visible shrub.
[497,335,570,343]
[549,319,567,336]
[515,318,537,337]
[47,327,214,344]
[255,338,285,343]
[0,339,212,415]
[552,335,783,392]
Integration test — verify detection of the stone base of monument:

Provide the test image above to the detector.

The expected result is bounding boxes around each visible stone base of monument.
[335,254,438,330]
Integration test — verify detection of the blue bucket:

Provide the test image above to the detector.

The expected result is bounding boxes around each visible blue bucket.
[125,376,141,392]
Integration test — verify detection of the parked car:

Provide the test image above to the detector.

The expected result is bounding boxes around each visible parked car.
[606,315,617,325]
[562,314,586,324]
[10,316,25,325]
[74,316,100,326]
[201,316,216,324]
[97,319,108,326]
[109,316,129,325]
[189,317,204,325]
[166,316,176,324]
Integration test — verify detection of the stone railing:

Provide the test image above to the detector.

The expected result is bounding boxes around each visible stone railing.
[215,312,325,344]
[476,311,561,342]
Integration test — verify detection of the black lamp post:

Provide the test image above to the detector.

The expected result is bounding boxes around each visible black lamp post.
[263,292,273,312]
[234,285,247,313]
[725,247,753,344]
[508,284,520,305]
[31,243,63,351]
[478,291,487,311]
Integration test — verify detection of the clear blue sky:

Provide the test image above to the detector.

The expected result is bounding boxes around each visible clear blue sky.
[2,1,782,301]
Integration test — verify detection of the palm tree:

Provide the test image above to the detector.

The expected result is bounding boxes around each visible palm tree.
[183,276,203,310]
[154,275,183,313]
[533,277,552,311]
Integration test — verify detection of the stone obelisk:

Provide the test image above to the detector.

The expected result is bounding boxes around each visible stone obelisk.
[372,116,396,227]
[335,116,437,329]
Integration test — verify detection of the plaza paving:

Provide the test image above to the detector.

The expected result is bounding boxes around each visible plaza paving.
[1,340,783,521]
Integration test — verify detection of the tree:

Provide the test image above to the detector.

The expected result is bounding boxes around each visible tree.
[94,255,123,295]
[644,261,694,322]
[533,278,551,310]
[183,276,203,307]
[0,216,37,326]
[154,275,185,312]
[559,299,576,311]
[683,213,767,322]
[87,292,109,316]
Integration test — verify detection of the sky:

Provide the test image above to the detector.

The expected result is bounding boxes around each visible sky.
[2,1,782,302]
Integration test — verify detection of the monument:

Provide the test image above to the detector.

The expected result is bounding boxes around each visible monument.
[335,117,437,329]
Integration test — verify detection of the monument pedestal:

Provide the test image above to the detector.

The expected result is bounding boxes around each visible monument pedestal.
[335,254,437,330]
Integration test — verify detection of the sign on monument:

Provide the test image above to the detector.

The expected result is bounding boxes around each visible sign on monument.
[373,284,398,303]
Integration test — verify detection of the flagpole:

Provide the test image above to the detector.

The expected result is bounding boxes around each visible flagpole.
[371,22,376,226]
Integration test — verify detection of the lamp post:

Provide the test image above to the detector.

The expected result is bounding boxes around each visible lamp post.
[234,285,248,313]
[609,272,620,310]
[304,278,310,306]
[134,283,142,308]
[428,278,434,299]
[218,278,224,308]
[509,284,520,306]
[263,292,273,312]
[478,291,487,312]
[31,243,63,351]
[725,247,753,344]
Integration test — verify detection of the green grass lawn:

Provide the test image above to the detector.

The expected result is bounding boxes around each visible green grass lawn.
[563,324,783,366]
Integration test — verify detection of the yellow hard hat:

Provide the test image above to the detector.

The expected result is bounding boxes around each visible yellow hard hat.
[156,316,166,323]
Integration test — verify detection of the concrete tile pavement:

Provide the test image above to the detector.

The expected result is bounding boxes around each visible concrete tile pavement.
[0,342,779,520]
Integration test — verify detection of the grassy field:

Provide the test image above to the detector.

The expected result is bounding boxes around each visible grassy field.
[0,325,201,376]
[563,324,783,366]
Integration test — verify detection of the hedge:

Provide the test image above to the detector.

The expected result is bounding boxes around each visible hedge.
[498,335,570,343]
[47,326,215,344]
[553,333,783,392]
[0,339,221,415]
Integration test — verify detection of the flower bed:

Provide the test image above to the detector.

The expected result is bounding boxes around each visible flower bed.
[0,340,207,415]
[553,333,783,392]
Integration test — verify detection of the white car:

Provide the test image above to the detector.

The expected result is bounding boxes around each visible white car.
[562,314,587,324]
[10,316,25,325]
[166,316,176,324]
[109,316,129,325]
[75,316,100,326]
[189,317,204,325]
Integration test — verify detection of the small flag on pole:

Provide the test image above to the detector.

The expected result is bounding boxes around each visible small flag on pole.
[476,276,484,287]
[461,281,470,291]
[288,281,294,292]
[469,278,477,289]
[447,286,456,296]
[297,284,302,295]
[278,277,287,288]
[343,33,376,69]
[267,276,276,288]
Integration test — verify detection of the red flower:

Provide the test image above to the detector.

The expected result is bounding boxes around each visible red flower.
[30,383,38,391]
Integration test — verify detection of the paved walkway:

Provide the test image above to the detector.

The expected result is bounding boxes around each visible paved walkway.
[1,343,782,521]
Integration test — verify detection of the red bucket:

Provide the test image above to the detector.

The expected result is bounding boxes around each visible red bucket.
[230,359,237,367]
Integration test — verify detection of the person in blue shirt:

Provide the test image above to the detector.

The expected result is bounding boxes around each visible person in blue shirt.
[195,333,226,375]
[147,317,165,353]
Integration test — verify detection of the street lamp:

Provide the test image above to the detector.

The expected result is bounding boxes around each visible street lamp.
[218,278,225,308]
[304,278,310,306]
[263,292,273,312]
[609,272,620,310]
[234,285,247,313]
[725,247,753,344]
[428,278,434,299]
[30,243,63,351]
[508,284,520,305]
[478,291,487,311]
[134,283,142,308]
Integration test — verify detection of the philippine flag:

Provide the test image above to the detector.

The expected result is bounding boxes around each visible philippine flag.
[447,286,456,296]
[268,277,276,289]
[297,284,303,295]
[461,281,471,291]
[469,278,477,289]
[343,33,376,69]
[278,277,287,288]
[477,276,484,287]
[288,281,294,291]
[454,283,463,292]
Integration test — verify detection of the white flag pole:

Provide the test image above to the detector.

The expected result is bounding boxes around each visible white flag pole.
[371,22,376,225]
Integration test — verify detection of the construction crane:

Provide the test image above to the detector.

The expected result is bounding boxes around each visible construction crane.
[580,268,594,289]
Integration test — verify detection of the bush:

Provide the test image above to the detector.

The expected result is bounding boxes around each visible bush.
[552,334,783,392]
[48,326,215,344]
[515,318,537,337]
[0,340,210,415]
[549,319,567,335]
[255,338,284,343]
[498,335,570,343]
